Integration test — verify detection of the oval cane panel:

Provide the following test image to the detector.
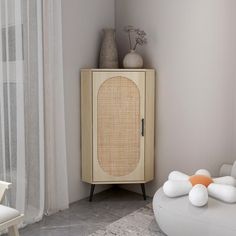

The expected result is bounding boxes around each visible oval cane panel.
[97,76,140,177]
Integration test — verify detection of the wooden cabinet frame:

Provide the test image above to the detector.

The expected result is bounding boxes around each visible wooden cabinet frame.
[81,69,155,199]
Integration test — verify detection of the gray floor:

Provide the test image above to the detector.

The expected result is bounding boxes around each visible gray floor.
[20,187,152,236]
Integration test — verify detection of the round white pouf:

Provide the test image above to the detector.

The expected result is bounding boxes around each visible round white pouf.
[153,188,236,236]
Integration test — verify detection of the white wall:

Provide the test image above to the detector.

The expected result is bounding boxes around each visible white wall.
[115,0,236,196]
[61,0,115,203]
[61,0,236,201]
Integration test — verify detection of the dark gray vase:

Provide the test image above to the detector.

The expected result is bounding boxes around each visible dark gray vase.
[99,29,119,69]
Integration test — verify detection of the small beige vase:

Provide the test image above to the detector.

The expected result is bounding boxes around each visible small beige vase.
[123,50,143,69]
[99,29,119,69]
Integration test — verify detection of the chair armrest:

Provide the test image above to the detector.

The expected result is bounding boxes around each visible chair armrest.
[231,161,236,178]
[0,181,11,203]
[219,164,233,177]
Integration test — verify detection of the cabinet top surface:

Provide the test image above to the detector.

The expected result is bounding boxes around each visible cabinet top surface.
[81,68,155,72]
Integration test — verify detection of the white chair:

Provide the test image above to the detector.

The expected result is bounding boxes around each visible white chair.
[220,161,236,177]
[0,181,23,236]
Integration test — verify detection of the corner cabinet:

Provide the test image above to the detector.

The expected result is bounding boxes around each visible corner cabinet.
[81,69,155,201]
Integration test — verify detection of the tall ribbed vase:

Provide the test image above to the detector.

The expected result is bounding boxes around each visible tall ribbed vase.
[99,29,119,69]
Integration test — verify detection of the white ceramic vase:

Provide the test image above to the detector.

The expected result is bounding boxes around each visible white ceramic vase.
[123,50,143,69]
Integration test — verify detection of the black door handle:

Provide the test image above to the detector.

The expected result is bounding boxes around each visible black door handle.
[141,119,144,136]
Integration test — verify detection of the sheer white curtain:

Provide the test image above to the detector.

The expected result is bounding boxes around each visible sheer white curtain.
[0,0,44,224]
[0,0,68,225]
[43,0,69,215]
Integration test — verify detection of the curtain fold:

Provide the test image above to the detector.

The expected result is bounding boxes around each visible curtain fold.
[0,0,69,224]
[43,0,69,215]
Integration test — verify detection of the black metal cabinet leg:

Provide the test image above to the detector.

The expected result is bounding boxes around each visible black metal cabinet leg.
[141,183,147,200]
[89,184,95,202]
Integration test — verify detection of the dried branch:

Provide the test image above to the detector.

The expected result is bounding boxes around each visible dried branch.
[124,26,147,51]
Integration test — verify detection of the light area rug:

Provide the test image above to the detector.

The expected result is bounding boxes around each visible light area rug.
[89,203,166,236]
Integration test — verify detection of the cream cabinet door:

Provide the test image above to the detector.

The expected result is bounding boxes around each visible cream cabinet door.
[93,72,145,182]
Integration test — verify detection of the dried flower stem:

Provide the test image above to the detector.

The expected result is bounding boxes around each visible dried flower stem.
[128,31,132,50]
[133,42,138,51]
[124,25,147,51]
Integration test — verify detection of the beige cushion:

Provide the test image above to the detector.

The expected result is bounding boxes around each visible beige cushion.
[0,205,20,224]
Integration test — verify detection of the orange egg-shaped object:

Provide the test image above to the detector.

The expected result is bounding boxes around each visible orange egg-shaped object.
[189,175,213,187]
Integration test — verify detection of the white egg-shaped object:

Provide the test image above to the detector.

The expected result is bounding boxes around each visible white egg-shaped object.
[213,176,236,186]
[195,169,211,177]
[163,180,192,197]
[168,171,189,181]
[189,184,208,207]
[208,183,236,203]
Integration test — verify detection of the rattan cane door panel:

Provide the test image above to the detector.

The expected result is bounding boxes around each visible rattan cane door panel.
[93,72,145,182]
